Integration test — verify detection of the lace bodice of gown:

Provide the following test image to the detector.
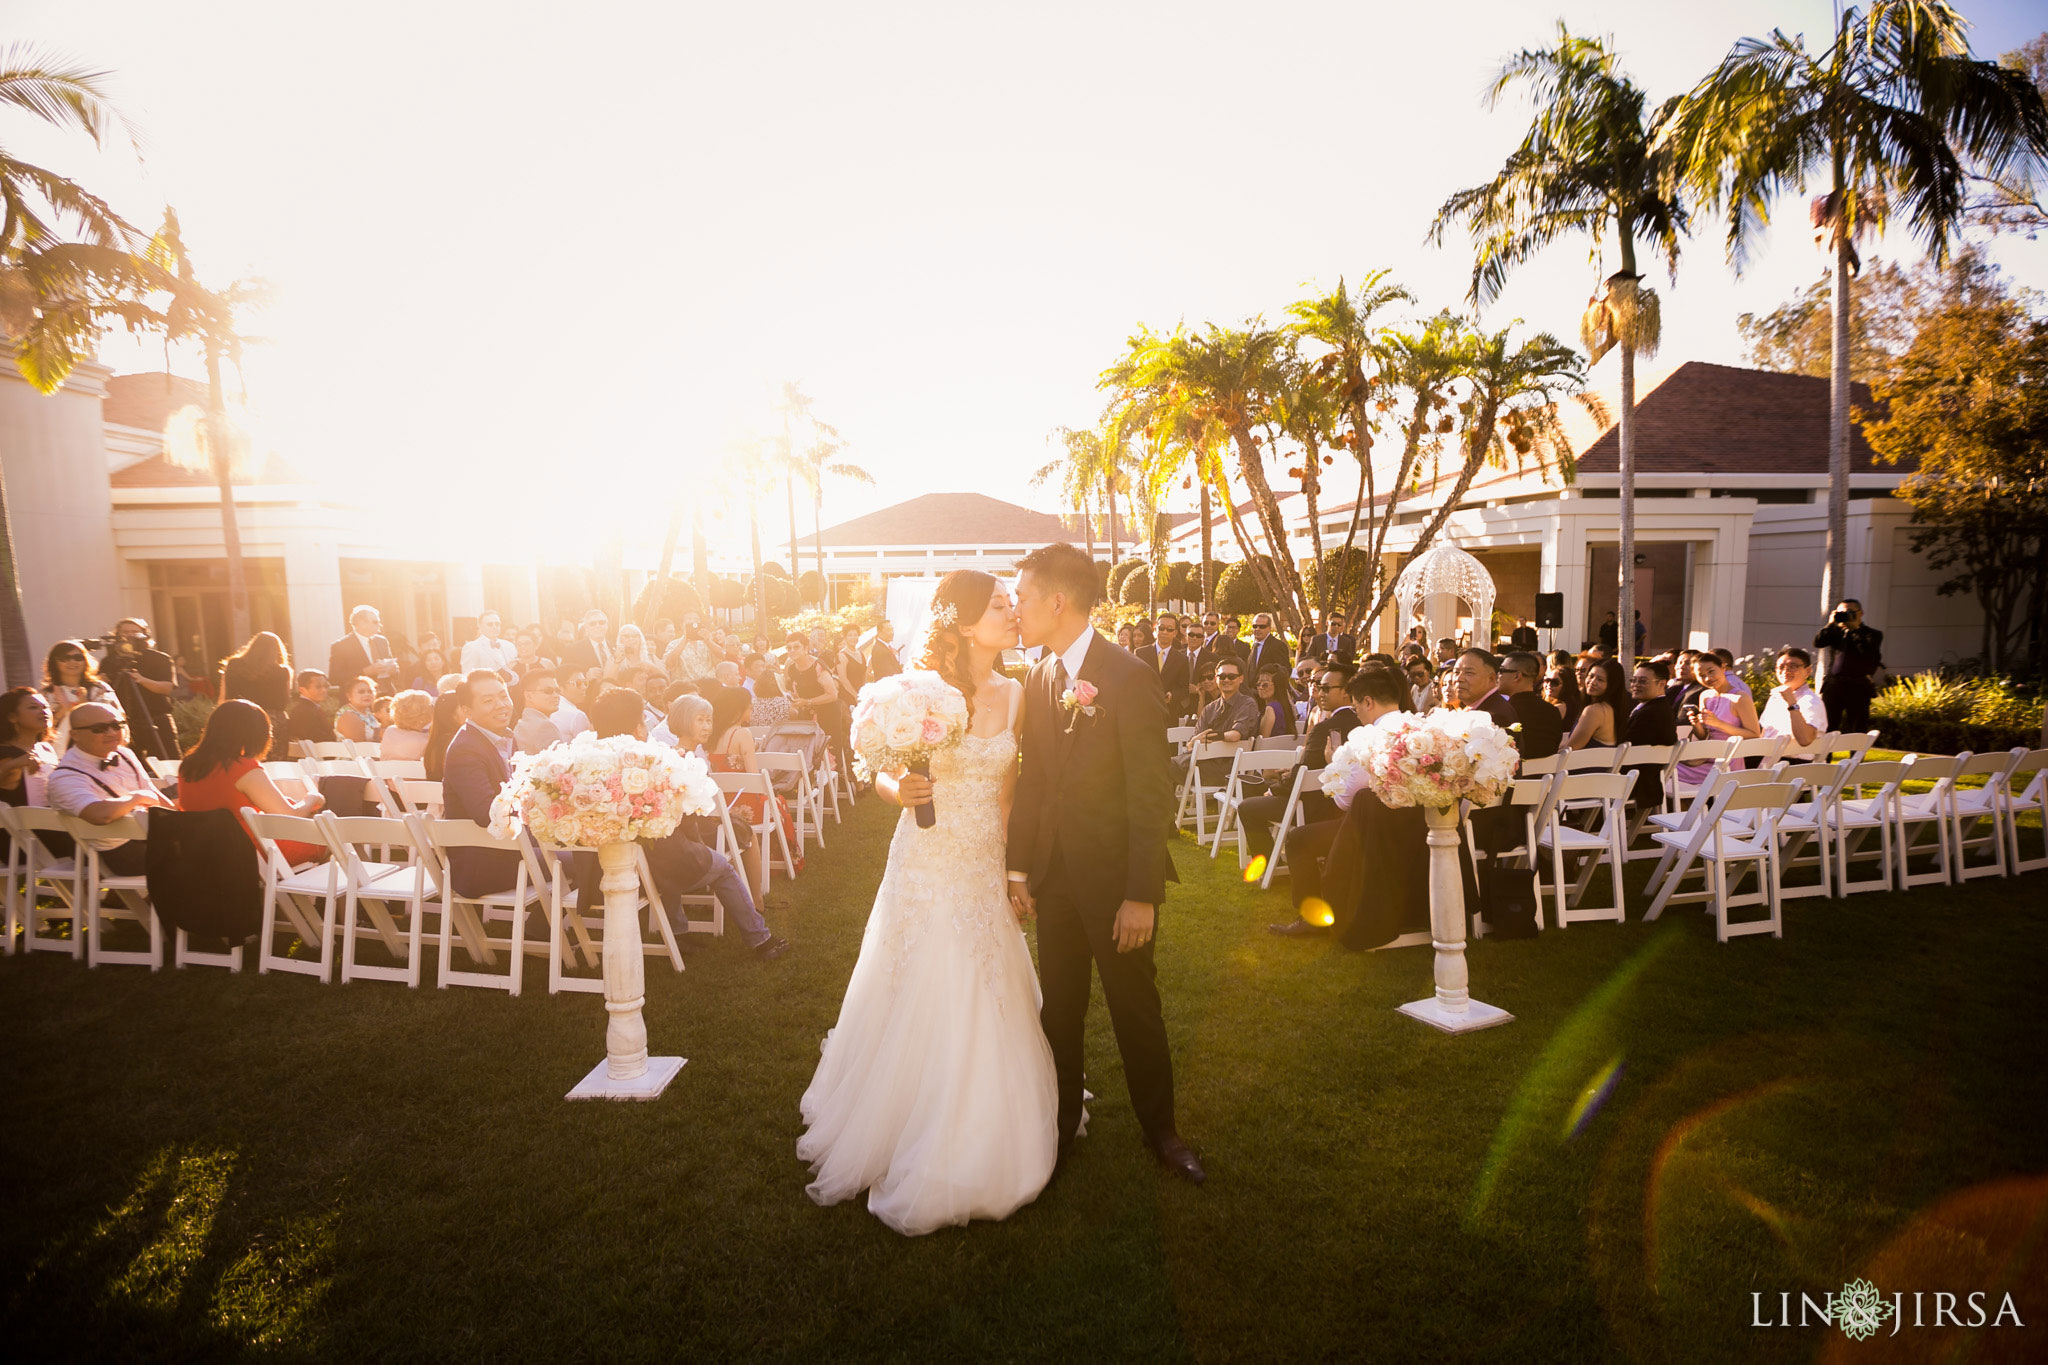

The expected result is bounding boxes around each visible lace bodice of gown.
[879,728,1016,994]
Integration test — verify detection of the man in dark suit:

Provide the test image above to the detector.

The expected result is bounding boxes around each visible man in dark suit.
[1497,651,1563,762]
[1240,661,1359,864]
[440,673,528,898]
[1622,657,1680,805]
[1008,542,1199,1183]
[1303,616,1356,668]
[1510,620,1539,652]
[1453,648,1518,731]
[1192,613,1240,676]
[328,604,400,695]
[1134,612,1194,720]
[1244,612,1291,683]
[865,620,903,680]
[558,608,612,676]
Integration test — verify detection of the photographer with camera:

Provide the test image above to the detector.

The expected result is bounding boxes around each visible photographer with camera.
[96,618,180,762]
[1812,598,1884,735]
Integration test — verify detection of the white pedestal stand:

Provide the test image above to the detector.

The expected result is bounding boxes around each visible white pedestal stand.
[1396,804,1513,1034]
[567,841,685,1100]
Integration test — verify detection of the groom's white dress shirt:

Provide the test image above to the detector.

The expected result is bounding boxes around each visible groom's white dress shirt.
[1054,627,1093,687]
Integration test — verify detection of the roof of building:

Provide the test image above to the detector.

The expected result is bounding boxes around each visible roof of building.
[804,492,1089,548]
[103,372,209,432]
[1574,361,1902,476]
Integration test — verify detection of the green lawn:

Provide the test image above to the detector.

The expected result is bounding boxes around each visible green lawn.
[3,797,2045,1361]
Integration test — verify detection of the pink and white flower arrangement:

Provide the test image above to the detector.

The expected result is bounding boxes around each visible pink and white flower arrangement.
[848,668,971,784]
[1321,709,1519,811]
[1060,678,1098,727]
[489,732,720,847]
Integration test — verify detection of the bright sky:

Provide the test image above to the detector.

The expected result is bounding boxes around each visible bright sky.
[9,0,2047,567]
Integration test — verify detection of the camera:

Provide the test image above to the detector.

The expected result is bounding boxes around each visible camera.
[1830,609,1854,625]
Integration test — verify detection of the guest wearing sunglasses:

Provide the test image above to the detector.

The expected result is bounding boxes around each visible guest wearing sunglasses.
[1180,660,1260,790]
[513,669,566,755]
[45,703,170,875]
[42,640,121,752]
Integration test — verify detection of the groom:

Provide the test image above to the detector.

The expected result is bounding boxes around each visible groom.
[1008,543,1204,1184]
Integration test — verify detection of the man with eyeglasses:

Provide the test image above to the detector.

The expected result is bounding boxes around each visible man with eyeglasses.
[1245,613,1291,682]
[1238,663,1360,866]
[1304,615,1355,669]
[560,609,613,675]
[1182,659,1259,789]
[1496,651,1562,761]
[46,703,171,875]
[513,668,565,755]
[1192,613,1239,677]
[328,604,400,696]
[1134,613,1192,720]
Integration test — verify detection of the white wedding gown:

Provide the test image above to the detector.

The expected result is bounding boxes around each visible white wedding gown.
[798,725,1059,1235]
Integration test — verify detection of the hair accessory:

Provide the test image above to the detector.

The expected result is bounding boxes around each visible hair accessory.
[931,602,959,629]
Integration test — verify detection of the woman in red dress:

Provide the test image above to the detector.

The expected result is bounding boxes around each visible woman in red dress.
[177,700,328,866]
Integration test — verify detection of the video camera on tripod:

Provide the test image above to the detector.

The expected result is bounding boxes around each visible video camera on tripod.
[88,623,180,763]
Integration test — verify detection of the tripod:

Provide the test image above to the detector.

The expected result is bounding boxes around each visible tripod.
[100,658,180,764]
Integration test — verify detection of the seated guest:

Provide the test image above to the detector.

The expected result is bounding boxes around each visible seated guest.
[1406,656,1439,712]
[1673,652,1762,787]
[1451,649,1517,730]
[42,639,121,751]
[651,618,678,658]
[553,668,595,741]
[285,670,334,745]
[1496,651,1563,762]
[407,648,448,696]
[1179,658,1259,788]
[459,610,519,677]
[1622,658,1679,804]
[1254,666,1297,739]
[439,673,526,897]
[1268,664,1421,941]
[712,660,743,690]
[45,703,171,875]
[1239,663,1361,865]
[177,699,327,864]
[1562,657,1626,754]
[380,690,434,762]
[705,682,801,899]
[664,621,713,682]
[1759,647,1828,757]
[1711,647,1753,701]
[586,687,790,961]
[513,669,565,755]
[332,675,383,746]
[652,693,712,754]
[0,687,63,857]
[511,627,550,676]
[421,683,473,782]
[560,609,612,675]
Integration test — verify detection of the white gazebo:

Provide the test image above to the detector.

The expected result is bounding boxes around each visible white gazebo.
[1395,542,1496,646]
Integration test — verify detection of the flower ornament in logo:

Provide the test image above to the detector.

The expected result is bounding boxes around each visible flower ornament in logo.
[1834,1279,1893,1341]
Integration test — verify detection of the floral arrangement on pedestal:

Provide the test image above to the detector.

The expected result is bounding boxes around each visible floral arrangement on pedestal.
[850,669,971,827]
[489,732,721,846]
[1321,710,1519,811]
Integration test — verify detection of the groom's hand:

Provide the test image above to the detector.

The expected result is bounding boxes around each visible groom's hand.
[1007,878,1035,922]
[1114,900,1155,953]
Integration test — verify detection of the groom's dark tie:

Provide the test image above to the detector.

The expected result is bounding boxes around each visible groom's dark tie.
[1052,658,1068,695]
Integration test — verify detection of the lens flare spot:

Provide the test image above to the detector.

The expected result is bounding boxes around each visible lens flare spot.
[1563,1055,1625,1140]
[1300,897,1335,928]
[1243,855,1267,883]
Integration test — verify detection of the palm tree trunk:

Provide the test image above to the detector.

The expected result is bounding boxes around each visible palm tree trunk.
[1823,228,1853,624]
[1106,480,1120,565]
[1199,481,1213,613]
[813,489,828,611]
[691,504,709,587]
[1359,403,1502,630]
[1618,342,1637,661]
[648,501,682,625]
[206,341,251,644]
[0,456,33,687]
[749,506,768,633]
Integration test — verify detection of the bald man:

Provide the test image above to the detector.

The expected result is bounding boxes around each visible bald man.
[46,703,171,874]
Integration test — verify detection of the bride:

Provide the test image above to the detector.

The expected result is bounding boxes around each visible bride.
[798,570,1057,1235]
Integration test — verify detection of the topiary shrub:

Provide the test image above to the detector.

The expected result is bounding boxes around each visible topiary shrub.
[1162,561,1197,604]
[798,569,826,605]
[633,575,705,626]
[1118,563,1153,607]
[1213,562,1264,616]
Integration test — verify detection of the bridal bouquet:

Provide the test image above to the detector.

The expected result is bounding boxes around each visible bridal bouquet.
[1321,710,1519,811]
[850,669,970,828]
[489,731,721,847]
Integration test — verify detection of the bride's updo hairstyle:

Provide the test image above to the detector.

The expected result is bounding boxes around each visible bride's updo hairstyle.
[919,569,999,724]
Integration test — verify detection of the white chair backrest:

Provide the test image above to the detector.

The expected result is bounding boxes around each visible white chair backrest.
[1720,781,1799,818]
[1826,731,1879,763]
[1839,759,1909,800]
[1559,748,1624,773]
[317,813,425,880]
[147,756,182,780]
[1954,749,2020,782]
[1673,738,1734,767]
[1728,735,1787,766]
[1229,747,1301,778]
[300,741,355,761]
[1779,761,1850,809]
[1166,725,1197,747]
[241,809,331,876]
[1253,734,1299,751]
[393,778,444,815]
[753,750,805,775]
[711,769,775,801]
[262,761,312,798]
[424,816,550,891]
[1553,772,1632,804]
[1190,738,1243,766]
[1901,752,1962,788]
[1519,754,1560,776]
[2007,749,2048,804]
[368,758,427,781]
[345,740,382,761]
[67,809,148,846]
[1623,744,1676,769]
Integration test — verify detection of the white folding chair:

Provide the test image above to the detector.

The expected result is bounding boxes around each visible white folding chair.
[2001,748,2048,875]
[1825,731,1879,766]
[0,805,25,954]
[713,769,796,887]
[296,740,356,761]
[1949,749,2022,881]
[146,756,182,782]
[422,817,551,994]
[262,761,314,800]
[1176,738,1241,842]
[1464,776,1551,938]
[243,810,344,981]
[343,739,383,761]
[1536,773,1632,926]
[1645,781,1800,940]
[1209,749,1300,861]
[1773,761,1852,900]
[319,813,438,987]
[393,778,445,818]
[1258,765,1312,889]
[363,758,427,816]
[542,842,688,994]
[12,806,81,957]
[1643,767,1784,900]
[1894,753,1964,889]
[1253,734,1300,752]
[1618,744,1678,859]
[755,750,822,852]
[65,811,161,970]
[1557,747,1627,773]
[1727,735,1788,770]
[1831,760,1909,896]
[1518,754,1560,776]
[1166,725,1197,755]
[1668,738,1739,804]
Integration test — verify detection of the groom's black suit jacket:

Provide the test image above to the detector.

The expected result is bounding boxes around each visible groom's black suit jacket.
[1009,633,1178,906]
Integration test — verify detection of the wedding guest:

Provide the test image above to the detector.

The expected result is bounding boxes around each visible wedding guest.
[285,671,334,746]
[1255,667,1297,739]
[220,631,293,720]
[654,693,713,755]
[511,627,550,677]
[1560,657,1626,755]
[560,609,612,675]
[0,687,60,825]
[866,620,902,680]
[421,680,474,782]
[1674,652,1762,787]
[1760,647,1828,757]
[1135,614,1192,721]
[45,703,170,875]
[511,668,564,755]
[1190,658,1218,714]
[1304,616,1355,667]
[706,683,802,899]
[782,633,849,767]
[836,624,868,694]
[1544,662,1585,730]
[554,668,595,741]
[460,610,519,676]
[1182,619,1208,663]
[651,619,678,658]
[586,687,789,960]
[380,690,434,762]
[1181,658,1258,788]
[1116,624,1134,651]
[1451,649,1517,730]
[328,604,401,695]
[1245,612,1291,681]
[332,676,383,746]
[177,700,327,864]
[439,674,531,897]
[609,622,657,682]
[1813,599,1884,734]
[1238,663,1360,866]
[407,648,448,696]
[1622,659,1679,804]
[666,620,713,681]
[1406,656,1439,713]
[1711,647,1753,701]
[42,640,120,750]
[1497,651,1563,761]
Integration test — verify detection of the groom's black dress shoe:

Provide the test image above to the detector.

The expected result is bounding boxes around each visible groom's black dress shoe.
[1267,920,1328,938]
[1151,1134,1206,1185]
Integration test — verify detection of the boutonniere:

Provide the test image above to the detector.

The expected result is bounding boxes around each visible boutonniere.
[1060,680,1099,732]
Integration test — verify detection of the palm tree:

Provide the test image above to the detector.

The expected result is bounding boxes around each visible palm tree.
[146,209,268,645]
[1432,24,1687,659]
[1665,0,2048,617]
[1038,423,1130,564]
[1285,271,1414,618]
[790,428,871,608]
[720,437,778,631]
[1357,324,1589,630]
[1030,428,1099,559]
[0,44,143,685]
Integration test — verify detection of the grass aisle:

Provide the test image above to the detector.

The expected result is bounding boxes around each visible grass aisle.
[3,798,2045,1361]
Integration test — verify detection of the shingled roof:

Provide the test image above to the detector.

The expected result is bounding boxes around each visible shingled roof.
[104,372,209,431]
[1575,361,1904,476]
[804,493,1087,548]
